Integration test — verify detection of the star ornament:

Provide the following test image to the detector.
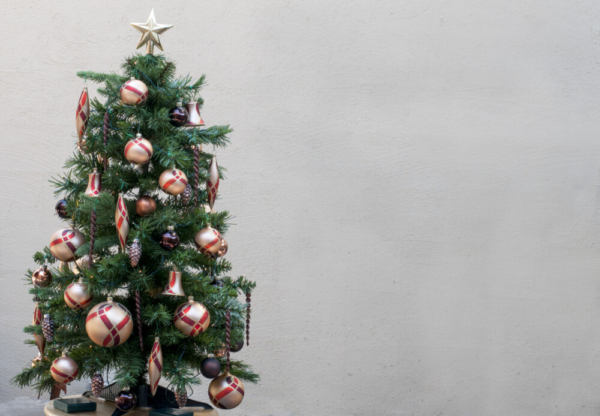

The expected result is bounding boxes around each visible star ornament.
[131,9,173,55]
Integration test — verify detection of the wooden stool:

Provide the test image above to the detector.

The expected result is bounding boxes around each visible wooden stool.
[44,395,219,416]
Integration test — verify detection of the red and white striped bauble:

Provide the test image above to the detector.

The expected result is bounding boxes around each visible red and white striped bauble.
[51,353,79,384]
[64,279,93,310]
[148,337,163,396]
[124,133,153,164]
[76,87,89,140]
[173,296,210,337]
[85,169,102,197]
[159,168,188,196]
[120,78,148,105]
[194,224,222,257]
[115,194,129,250]
[49,228,85,262]
[86,297,133,347]
[207,155,219,209]
[208,372,245,409]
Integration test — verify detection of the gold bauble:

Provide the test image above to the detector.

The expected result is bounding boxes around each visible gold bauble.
[208,372,245,409]
[51,353,79,384]
[64,279,93,310]
[86,297,133,347]
[124,133,153,164]
[173,296,210,337]
[49,228,85,262]
[120,78,148,106]
[32,265,52,288]
[159,168,188,196]
[194,224,222,257]
[136,195,157,217]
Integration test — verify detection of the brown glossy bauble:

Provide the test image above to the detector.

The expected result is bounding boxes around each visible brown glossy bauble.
[169,102,188,127]
[136,195,156,217]
[32,265,52,288]
[55,199,68,219]
[230,338,244,353]
[115,389,137,411]
[217,238,228,257]
[159,225,179,251]
[201,357,221,379]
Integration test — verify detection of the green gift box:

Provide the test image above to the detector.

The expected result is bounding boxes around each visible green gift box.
[53,398,97,413]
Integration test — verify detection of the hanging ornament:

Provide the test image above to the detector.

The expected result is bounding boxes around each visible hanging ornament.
[31,353,43,368]
[124,133,153,165]
[208,373,245,410]
[115,193,130,250]
[136,195,157,217]
[159,167,188,196]
[246,290,251,347]
[130,9,173,55]
[173,296,210,337]
[50,228,85,262]
[175,390,187,408]
[76,87,89,140]
[202,203,214,214]
[129,238,142,267]
[194,224,222,257]
[55,199,68,219]
[115,388,137,412]
[73,255,92,275]
[84,169,102,197]
[185,102,205,127]
[51,353,79,384]
[86,297,134,347]
[200,356,221,379]
[135,290,143,351]
[77,138,90,154]
[91,372,104,398]
[214,346,227,358]
[149,337,163,396]
[217,238,228,257]
[120,77,148,105]
[32,264,52,288]
[32,303,45,356]
[159,225,179,251]
[169,102,189,127]
[161,268,185,296]
[42,314,54,342]
[64,278,93,310]
[181,183,192,205]
[207,155,219,209]
[230,338,244,353]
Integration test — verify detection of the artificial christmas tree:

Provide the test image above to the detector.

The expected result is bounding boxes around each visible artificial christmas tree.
[12,9,257,413]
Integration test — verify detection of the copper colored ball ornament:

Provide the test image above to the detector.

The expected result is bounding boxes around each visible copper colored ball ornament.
[136,195,157,217]
[159,225,179,251]
[208,372,245,409]
[169,101,189,127]
[124,133,153,164]
[159,167,188,195]
[115,389,137,412]
[217,238,228,257]
[120,78,148,106]
[32,265,52,288]
[194,224,222,257]
[51,353,79,384]
[86,297,133,347]
[201,357,221,379]
[64,279,93,310]
[49,228,85,262]
[55,199,68,219]
[173,296,210,337]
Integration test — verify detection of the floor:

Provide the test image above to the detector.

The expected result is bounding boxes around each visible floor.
[0,396,48,415]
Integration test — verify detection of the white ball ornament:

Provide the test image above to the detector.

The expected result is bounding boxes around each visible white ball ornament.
[120,77,148,105]
[159,167,188,196]
[49,228,85,262]
[86,297,133,347]
[124,133,153,164]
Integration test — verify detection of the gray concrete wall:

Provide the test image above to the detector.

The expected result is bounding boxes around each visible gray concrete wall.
[1,1,600,415]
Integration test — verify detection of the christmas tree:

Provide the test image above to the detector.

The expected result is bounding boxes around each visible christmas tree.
[12,10,257,412]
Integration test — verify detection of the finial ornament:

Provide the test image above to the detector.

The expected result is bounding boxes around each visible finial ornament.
[130,9,173,55]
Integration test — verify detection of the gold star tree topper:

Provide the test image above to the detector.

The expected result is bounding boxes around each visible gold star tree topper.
[131,9,173,55]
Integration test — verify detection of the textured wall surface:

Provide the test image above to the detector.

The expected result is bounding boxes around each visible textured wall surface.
[1,1,600,415]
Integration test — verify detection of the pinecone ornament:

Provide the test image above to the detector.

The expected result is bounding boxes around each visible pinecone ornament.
[175,390,187,408]
[91,372,104,398]
[181,183,192,205]
[42,314,54,342]
[129,239,141,267]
